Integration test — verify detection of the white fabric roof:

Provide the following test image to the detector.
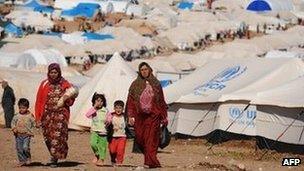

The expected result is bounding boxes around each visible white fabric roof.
[54,0,100,10]
[164,58,304,104]
[126,4,145,16]
[265,50,303,58]
[231,10,284,26]
[5,10,54,30]
[69,53,137,128]
[251,76,304,107]
[0,67,88,125]
[0,49,67,70]
[109,1,130,13]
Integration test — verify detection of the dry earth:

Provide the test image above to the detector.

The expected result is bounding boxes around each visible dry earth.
[1,127,304,171]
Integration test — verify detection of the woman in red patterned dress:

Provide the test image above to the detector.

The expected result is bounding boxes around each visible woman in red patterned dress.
[127,62,168,168]
[35,63,76,168]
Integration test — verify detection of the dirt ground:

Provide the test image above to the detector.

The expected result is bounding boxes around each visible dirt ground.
[1,127,303,171]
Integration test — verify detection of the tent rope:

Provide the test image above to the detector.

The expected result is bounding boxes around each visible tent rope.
[258,110,304,160]
[189,103,217,136]
[208,104,250,150]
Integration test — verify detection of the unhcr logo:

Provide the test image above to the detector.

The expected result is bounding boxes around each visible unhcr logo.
[194,65,247,95]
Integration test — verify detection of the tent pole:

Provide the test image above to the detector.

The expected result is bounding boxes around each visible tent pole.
[189,103,217,136]
[258,110,304,160]
[298,126,304,143]
[208,104,250,150]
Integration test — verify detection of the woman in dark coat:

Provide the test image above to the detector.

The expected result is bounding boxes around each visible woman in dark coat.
[1,80,16,128]
[127,62,168,168]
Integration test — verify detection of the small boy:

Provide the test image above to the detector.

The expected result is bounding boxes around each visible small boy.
[108,100,127,165]
[11,98,35,167]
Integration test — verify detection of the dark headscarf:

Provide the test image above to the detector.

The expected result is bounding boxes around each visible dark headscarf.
[129,62,162,104]
[47,63,63,84]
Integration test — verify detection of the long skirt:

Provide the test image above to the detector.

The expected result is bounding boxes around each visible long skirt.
[42,109,69,159]
[135,113,161,168]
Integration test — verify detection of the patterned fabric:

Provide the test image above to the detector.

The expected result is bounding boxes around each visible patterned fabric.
[11,112,35,136]
[139,82,154,113]
[112,115,126,137]
[90,107,108,134]
[41,83,69,159]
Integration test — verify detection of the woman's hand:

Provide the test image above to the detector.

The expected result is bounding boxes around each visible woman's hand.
[129,117,135,126]
[161,118,168,126]
[36,121,41,128]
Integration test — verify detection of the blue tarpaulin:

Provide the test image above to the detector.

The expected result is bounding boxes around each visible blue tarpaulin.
[24,0,41,8]
[4,22,23,37]
[246,0,272,12]
[43,32,62,37]
[24,0,54,13]
[160,80,172,88]
[82,32,114,40]
[61,3,100,18]
[178,2,194,10]
[34,6,54,13]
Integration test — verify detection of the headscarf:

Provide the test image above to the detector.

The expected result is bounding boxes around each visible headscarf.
[47,63,63,84]
[128,62,162,105]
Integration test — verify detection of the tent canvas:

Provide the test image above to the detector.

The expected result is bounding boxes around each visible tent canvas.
[165,58,304,145]
[0,68,88,125]
[169,101,304,145]
[251,76,304,108]
[69,53,136,129]
[164,58,304,104]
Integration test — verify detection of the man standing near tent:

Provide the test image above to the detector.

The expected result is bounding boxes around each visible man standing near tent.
[1,80,16,128]
[126,62,168,168]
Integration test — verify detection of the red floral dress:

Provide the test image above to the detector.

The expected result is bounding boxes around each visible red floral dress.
[41,84,69,159]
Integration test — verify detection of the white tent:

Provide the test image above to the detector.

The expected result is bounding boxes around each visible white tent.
[17,49,68,69]
[54,0,99,10]
[69,53,137,129]
[165,58,304,145]
[5,10,54,30]
[0,52,20,68]
[265,50,304,59]
[99,1,114,13]
[165,58,304,104]
[126,4,145,16]
[109,0,130,13]
[251,76,304,108]
[0,68,88,125]
[0,49,67,70]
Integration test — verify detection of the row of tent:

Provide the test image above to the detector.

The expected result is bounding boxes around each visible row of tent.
[68,54,304,146]
[177,0,296,12]
[164,57,304,146]
[0,49,67,70]
[1,51,304,146]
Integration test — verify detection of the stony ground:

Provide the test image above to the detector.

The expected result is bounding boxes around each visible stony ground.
[1,127,304,171]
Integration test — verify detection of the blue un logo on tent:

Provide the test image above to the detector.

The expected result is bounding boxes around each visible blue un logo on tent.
[194,65,247,95]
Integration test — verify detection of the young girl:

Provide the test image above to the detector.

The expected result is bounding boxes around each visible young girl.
[85,93,110,166]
